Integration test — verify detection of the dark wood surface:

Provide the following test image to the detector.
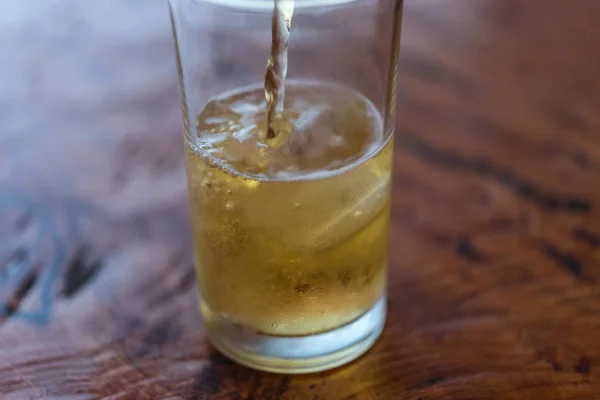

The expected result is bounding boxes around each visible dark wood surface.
[2,0,600,398]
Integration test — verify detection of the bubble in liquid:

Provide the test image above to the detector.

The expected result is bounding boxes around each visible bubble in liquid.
[245,180,260,190]
[201,178,213,188]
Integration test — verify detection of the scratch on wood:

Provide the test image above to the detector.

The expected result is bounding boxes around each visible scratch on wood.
[573,227,600,248]
[399,134,591,214]
[1,271,37,318]
[192,352,230,397]
[540,242,583,280]
[456,237,485,262]
[575,355,592,375]
[63,246,104,298]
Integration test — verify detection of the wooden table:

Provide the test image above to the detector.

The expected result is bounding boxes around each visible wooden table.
[2,0,600,398]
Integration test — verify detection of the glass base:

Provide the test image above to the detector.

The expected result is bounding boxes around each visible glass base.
[201,296,386,374]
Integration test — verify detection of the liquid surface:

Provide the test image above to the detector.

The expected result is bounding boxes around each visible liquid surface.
[186,82,393,336]
[193,81,383,180]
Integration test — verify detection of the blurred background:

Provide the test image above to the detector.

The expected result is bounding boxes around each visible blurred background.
[2,0,598,209]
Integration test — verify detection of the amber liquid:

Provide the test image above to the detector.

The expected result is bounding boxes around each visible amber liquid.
[264,0,294,140]
[185,81,392,336]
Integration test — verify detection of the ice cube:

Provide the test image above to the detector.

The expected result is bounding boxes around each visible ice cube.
[307,168,390,249]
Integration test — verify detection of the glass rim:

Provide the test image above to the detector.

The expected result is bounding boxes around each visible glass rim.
[186,0,362,10]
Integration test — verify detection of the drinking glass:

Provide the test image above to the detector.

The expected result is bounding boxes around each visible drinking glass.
[169,0,402,373]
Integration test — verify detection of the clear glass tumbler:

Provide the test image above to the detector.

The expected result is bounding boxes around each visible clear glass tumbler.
[169,0,402,373]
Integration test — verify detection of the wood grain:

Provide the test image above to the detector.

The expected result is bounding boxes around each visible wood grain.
[2,0,600,398]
